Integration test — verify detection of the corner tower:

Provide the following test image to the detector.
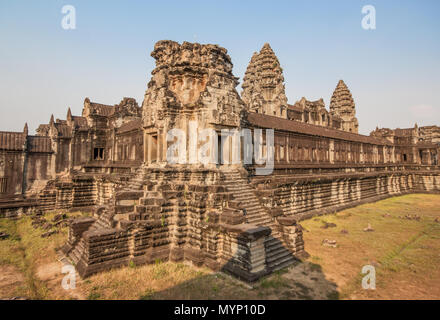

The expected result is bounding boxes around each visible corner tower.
[241,43,288,117]
[142,40,246,165]
[330,80,359,133]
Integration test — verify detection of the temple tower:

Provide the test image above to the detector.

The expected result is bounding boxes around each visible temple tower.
[142,40,246,166]
[241,43,288,117]
[329,80,359,133]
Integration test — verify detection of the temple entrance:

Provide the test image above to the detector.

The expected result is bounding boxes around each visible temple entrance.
[218,135,223,165]
[93,148,104,160]
[0,177,7,194]
[150,134,158,163]
[218,133,233,165]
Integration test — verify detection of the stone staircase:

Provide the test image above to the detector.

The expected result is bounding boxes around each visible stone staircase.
[120,166,147,192]
[71,179,97,208]
[38,184,57,211]
[66,203,115,265]
[89,167,149,231]
[69,238,86,265]
[64,167,169,269]
[222,170,272,226]
[222,169,297,272]
[89,206,116,231]
[65,166,299,276]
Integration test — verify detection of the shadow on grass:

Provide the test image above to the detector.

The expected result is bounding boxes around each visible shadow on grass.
[140,264,339,300]
[138,249,339,300]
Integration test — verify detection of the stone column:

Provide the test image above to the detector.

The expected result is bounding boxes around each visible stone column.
[21,136,28,195]
[143,131,148,164]
[231,130,241,165]
[50,138,58,179]
[373,146,378,164]
[329,139,335,164]
[162,126,168,163]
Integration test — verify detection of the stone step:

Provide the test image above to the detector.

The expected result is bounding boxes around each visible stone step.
[231,195,256,201]
[268,255,296,272]
[247,218,272,226]
[266,243,291,258]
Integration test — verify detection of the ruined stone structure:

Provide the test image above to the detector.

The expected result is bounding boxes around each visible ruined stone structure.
[1,41,439,281]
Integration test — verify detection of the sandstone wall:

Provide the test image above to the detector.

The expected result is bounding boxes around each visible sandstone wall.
[252,171,440,222]
[0,151,25,196]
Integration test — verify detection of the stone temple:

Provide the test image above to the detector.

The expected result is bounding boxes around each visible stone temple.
[0,41,439,281]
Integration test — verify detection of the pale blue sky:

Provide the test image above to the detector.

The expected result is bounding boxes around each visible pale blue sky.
[0,0,439,135]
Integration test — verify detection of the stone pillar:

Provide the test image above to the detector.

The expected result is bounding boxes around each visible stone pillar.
[360,144,364,163]
[412,146,417,164]
[391,146,396,164]
[373,145,378,164]
[220,132,232,165]
[50,138,58,179]
[162,127,168,163]
[67,137,73,170]
[231,130,241,165]
[188,122,198,164]
[112,129,116,162]
[329,139,335,164]
[276,216,305,256]
[21,138,28,195]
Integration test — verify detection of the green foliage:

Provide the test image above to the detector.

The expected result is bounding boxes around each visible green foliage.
[139,288,155,300]
[87,292,101,300]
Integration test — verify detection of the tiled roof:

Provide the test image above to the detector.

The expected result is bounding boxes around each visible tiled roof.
[117,119,142,133]
[90,102,115,117]
[54,123,72,137]
[0,132,26,151]
[247,113,392,145]
[72,116,88,130]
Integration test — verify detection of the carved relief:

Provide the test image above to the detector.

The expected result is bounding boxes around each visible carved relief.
[142,40,245,129]
[169,73,208,105]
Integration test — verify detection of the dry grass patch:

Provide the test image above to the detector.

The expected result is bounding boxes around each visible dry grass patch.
[0,211,87,299]
[301,193,440,299]
[82,261,253,300]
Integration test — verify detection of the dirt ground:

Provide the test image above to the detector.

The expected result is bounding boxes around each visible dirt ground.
[0,265,25,298]
[1,194,439,300]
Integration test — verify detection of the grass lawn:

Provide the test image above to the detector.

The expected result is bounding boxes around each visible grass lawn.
[0,193,439,300]
[301,193,440,299]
